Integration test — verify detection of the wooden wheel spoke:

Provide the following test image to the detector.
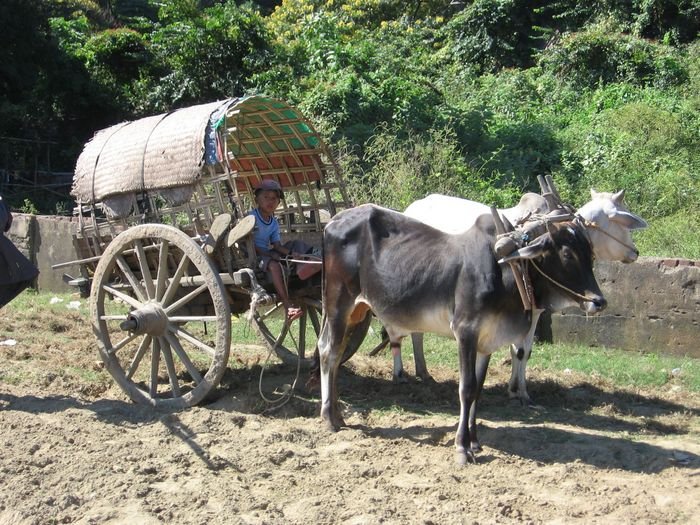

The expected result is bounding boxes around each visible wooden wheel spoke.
[149,338,160,397]
[116,254,148,303]
[135,239,156,300]
[102,285,142,310]
[164,284,208,315]
[160,254,190,308]
[108,332,139,355]
[160,337,182,398]
[125,335,152,379]
[257,303,284,321]
[155,239,170,301]
[168,316,219,323]
[165,332,204,385]
[307,305,321,335]
[168,325,216,358]
[298,308,308,359]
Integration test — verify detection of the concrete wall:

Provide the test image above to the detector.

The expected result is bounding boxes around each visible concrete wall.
[544,258,699,358]
[7,215,699,357]
[6,214,81,294]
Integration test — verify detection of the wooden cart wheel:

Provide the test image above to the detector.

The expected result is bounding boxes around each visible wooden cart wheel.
[90,224,231,408]
[250,296,321,366]
[251,297,371,366]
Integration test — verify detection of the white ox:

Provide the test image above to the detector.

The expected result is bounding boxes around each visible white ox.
[392,189,647,404]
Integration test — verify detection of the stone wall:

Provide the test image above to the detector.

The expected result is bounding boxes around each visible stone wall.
[544,258,699,358]
[6,215,699,357]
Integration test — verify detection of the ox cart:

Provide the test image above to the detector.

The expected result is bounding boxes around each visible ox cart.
[55,95,369,408]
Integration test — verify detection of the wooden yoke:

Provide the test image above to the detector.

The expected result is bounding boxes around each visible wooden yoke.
[491,207,534,311]
[538,174,575,215]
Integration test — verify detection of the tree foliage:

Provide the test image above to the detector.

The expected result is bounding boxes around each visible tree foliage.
[147,3,271,110]
[2,0,698,256]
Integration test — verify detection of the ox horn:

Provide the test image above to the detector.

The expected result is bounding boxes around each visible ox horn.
[612,189,625,204]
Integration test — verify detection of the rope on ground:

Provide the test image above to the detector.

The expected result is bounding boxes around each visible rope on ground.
[258,317,303,413]
[246,257,312,411]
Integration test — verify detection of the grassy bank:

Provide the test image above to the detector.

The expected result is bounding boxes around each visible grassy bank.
[1,291,698,395]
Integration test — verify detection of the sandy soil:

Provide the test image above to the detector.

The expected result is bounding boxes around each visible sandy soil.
[0,303,698,524]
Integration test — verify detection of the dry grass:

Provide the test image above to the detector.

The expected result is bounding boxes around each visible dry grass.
[1,291,698,441]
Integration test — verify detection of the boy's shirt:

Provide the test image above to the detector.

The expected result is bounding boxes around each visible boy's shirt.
[249,208,280,251]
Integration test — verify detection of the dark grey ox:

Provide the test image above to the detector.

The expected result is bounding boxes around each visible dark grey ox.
[317,204,606,464]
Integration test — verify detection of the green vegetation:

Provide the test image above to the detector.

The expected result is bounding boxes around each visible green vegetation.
[2,289,78,311]
[1,1,698,256]
[534,342,700,392]
[2,291,699,393]
[353,318,700,392]
[422,336,699,393]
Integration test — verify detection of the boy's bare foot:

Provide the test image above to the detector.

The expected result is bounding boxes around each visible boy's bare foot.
[287,306,303,321]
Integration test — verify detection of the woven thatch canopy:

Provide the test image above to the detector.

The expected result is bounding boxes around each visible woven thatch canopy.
[71,95,336,205]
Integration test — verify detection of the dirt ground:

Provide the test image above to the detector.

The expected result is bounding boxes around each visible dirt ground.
[0,302,698,525]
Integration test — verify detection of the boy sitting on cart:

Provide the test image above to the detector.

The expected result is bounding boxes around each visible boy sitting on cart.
[250,179,321,321]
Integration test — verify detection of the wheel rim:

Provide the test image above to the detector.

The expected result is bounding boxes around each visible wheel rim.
[90,224,231,408]
[250,296,321,366]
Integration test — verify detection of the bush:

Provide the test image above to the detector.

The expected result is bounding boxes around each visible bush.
[449,69,565,192]
[262,15,453,156]
[82,28,152,85]
[538,24,689,88]
[347,126,519,210]
[635,212,700,260]
[557,99,700,220]
[543,0,700,45]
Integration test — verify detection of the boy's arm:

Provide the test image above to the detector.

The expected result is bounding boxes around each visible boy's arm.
[270,241,290,258]
[255,242,288,261]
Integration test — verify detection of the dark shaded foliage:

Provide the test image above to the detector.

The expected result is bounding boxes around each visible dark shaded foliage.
[443,0,545,72]
[547,0,700,44]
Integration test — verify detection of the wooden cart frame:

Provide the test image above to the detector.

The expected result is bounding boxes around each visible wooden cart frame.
[58,95,369,408]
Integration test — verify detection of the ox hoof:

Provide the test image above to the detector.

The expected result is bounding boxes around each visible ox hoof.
[332,415,347,430]
[419,376,436,385]
[455,450,477,466]
[521,396,536,408]
[392,370,409,385]
[509,393,535,408]
[322,418,340,432]
[321,408,345,432]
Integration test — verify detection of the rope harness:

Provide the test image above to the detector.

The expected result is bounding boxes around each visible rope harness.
[529,259,594,304]
[576,215,638,254]
[494,210,597,311]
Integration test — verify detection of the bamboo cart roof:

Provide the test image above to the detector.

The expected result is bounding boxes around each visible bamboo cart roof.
[71,95,339,205]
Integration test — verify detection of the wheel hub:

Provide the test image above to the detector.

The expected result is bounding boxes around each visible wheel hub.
[121,303,168,336]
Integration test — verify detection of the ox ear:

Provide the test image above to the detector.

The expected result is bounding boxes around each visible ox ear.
[610,209,648,230]
[498,236,548,264]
